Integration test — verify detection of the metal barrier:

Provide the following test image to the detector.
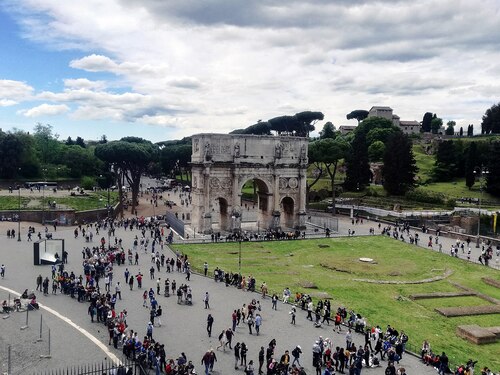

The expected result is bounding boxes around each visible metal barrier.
[33,358,147,375]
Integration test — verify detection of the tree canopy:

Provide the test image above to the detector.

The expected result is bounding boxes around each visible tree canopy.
[481,102,500,134]
[346,110,369,123]
[382,132,418,195]
[95,137,158,215]
[231,111,323,137]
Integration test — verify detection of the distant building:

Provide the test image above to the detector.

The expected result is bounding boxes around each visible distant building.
[368,106,394,121]
[368,106,421,135]
[339,125,357,134]
[399,120,421,135]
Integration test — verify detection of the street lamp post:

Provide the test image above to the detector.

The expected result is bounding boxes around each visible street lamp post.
[475,167,489,248]
[17,184,21,242]
[238,239,242,275]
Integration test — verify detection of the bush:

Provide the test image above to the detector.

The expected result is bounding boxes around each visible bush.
[404,188,445,205]
[80,176,96,190]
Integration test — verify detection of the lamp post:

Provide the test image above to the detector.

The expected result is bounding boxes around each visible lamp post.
[17,184,21,242]
[475,167,489,248]
[238,239,242,275]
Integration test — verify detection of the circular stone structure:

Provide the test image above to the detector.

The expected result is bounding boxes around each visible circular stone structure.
[359,257,374,263]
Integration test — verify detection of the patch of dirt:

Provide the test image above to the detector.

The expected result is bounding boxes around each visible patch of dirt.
[388,271,402,276]
[318,244,330,248]
[320,263,352,274]
[311,292,330,299]
[300,281,318,289]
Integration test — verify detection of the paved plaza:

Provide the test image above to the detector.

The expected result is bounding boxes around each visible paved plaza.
[0,190,498,374]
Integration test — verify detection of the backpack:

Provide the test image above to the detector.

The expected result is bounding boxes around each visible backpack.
[292,348,299,357]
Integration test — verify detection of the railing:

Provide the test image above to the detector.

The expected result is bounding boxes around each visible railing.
[33,358,148,375]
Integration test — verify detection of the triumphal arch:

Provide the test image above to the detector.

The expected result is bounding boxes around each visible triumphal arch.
[190,133,308,234]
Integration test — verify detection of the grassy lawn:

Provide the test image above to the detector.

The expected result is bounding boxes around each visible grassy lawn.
[422,180,500,202]
[0,196,30,210]
[413,144,434,184]
[0,193,119,211]
[172,236,500,369]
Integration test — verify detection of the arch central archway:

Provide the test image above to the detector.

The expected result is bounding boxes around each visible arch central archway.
[190,134,308,234]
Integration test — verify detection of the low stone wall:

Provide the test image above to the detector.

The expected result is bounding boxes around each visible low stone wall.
[435,305,500,317]
[456,325,499,345]
[409,291,476,300]
[482,278,500,289]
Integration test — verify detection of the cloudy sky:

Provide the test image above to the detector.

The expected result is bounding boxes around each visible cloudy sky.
[0,0,499,142]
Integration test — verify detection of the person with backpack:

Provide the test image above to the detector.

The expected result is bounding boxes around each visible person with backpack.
[292,346,302,367]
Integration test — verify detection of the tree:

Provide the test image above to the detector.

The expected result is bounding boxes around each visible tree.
[230,121,271,135]
[64,146,100,178]
[306,141,325,204]
[319,122,336,139]
[382,133,418,195]
[486,141,500,196]
[294,111,323,137]
[422,112,433,133]
[0,131,24,178]
[309,138,350,214]
[268,111,323,137]
[65,137,74,146]
[99,135,108,144]
[459,127,463,137]
[431,115,443,134]
[344,131,371,191]
[465,142,478,190]
[368,141,385,162]
[95,137,158,216]
[433,140,457,181]
[75,136,86,148]
[33,123,62,165]
[346,110,369,124]
[481,102,500,134]
[445,121,456,135]
[355,116,398,139]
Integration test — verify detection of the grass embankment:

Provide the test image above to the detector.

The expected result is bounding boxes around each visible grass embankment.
[172,236,500,369]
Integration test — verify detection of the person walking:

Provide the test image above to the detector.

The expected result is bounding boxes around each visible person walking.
[207,314,214,337]
[258,346,265,375]
[234,342,241,370]
[240,342,248,367]
[292,345,302,367]
[128,275,134,290]
[1,264,5,278]
[201,350,211,375]
[36,274,43,291]
[204,292,210,309]
[290,307,296,325]
[255,313,262,335]
[115,282,122,300]
[156,305,162,327]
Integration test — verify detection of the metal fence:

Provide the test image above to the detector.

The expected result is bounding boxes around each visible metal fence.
[307,215,339,232]
[33,358,147,375]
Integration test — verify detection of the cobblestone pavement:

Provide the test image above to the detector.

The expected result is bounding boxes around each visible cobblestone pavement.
[0,218,445,375]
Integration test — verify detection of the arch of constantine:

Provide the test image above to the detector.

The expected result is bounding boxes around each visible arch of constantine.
[190,134,308,234]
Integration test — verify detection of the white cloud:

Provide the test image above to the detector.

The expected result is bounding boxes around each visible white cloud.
[63,78,107,90]
[19,103,70,117]
[0,79,34,104]
[3,0,500,139]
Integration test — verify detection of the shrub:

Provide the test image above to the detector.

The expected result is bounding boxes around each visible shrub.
[80,176,96,190]
[404,188,445,205]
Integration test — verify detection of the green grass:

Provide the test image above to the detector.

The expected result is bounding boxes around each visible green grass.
[172,237,500,369]
[0,193,119,211]
[46,192,119,211]
[413,144,435,184]
[0,196,30,210]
